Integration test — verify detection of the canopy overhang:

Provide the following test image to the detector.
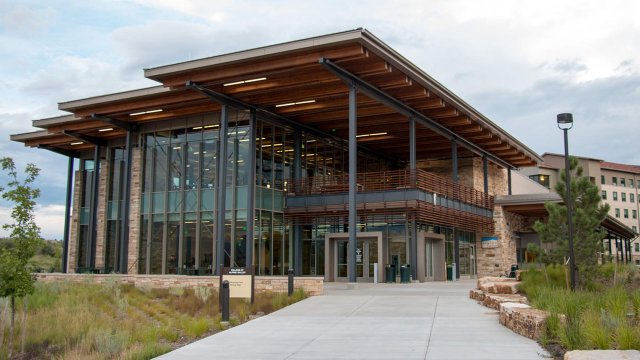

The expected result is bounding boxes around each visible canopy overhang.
[12,28,541,167]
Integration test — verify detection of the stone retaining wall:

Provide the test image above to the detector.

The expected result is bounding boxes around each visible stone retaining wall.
[36,273,324,296]
[499,302,550,340]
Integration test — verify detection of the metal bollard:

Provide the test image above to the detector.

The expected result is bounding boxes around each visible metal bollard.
[288,268,294,296]
[221,280,230,322]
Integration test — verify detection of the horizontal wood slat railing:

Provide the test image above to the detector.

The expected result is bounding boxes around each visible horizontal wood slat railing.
[286,169,494,210]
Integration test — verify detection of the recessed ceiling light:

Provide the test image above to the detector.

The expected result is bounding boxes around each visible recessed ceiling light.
[223,77,267,87]
[130,109,163,116]
[356,132,388,138]
[98,128,114,132]
[275,99,316,108]
[70,141,84,146]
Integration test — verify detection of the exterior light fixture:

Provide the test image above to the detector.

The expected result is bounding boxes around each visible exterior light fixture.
[130,109,163,116]
[223,77,267,86]
[275,100,316,108]
[98,127,114,132]
[356,132,388,138]
[557,112,576,291]
[70,141,83,146]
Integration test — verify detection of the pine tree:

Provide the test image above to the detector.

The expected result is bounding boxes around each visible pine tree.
[532,157,610,287]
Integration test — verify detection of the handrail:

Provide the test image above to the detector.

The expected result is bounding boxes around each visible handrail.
[286,169,494,209]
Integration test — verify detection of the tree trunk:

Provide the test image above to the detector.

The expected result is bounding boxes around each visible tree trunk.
[0,298,7,350]
[20,297,27,354]
[8,296,14,359]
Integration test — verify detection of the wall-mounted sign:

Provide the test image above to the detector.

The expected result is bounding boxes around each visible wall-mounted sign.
[481,236,499,249]
[221,267,254,302]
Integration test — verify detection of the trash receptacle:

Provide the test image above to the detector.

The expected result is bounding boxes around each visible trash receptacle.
[446,264,453,281]
[400,265,410,283]
[509,264,518,278]
[385,265,396,283]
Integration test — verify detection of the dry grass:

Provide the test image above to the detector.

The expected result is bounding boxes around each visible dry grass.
[0,282,307,359]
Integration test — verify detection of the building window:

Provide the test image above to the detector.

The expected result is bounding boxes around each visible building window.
[630,179,635,188]
[635,243,640,252]
[624,209,629,218]
[631,193,635,203]
[601,190,607,200]
[615,208,620,218]
[621,178,626,187]
[633,210,637,219]
[633,226,638,233]
[612,176,618,186]
[622,193,626,202]
[528,174,550,188]
[613,191,618,201]
[601,175,605,185]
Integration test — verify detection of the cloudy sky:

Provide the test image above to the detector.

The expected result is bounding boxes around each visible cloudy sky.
[1,0,638,239]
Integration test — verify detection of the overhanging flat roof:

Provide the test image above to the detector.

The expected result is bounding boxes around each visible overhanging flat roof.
[12,29,541,167]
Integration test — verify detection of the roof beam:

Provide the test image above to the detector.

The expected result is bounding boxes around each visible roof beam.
[62,130,107,147]
[319,57,514,170]
[91,114,139,132]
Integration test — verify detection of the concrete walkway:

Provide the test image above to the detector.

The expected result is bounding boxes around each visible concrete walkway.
[158,280,550,359]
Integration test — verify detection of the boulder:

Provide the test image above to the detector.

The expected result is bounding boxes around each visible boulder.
[469,288,485,302]
[499,302,548,340]
[483,293,528,310]
[477,276,520,294]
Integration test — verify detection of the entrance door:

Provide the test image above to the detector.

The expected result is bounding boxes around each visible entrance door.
[425,239,434,281]
[336,238,377,281]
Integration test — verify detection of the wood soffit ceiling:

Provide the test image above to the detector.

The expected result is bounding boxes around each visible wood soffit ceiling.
[15,31,540,167]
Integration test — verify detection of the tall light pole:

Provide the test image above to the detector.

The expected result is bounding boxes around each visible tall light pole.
[557,113,576,291]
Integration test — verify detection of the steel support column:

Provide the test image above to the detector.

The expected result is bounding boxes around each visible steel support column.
[453,228,460,279]
[508,168,512,195]
[62,157,74,273]
[348,81,357,283]
[483,155,489,194]
[409,117,418,279]
[246,110,256,271]
[118,130,133,273]
[215,105,229,275]
[293,130,303,276]
[88,145,101,269]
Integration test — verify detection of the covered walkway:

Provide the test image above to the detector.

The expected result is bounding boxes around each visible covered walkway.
[159,280,548,359]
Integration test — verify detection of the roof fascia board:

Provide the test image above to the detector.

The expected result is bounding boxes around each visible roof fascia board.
[10,130,52,142]
[32,115,82,129]
[144,29,365,81]
[58,86,169,112]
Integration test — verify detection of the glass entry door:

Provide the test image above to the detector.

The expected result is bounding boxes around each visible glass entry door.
[336,238,376,281]
[425,239,434,281]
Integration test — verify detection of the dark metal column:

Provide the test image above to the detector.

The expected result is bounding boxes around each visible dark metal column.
[453,228,460,279]
[451,139,458,182]
[409,117,418,279]
[246,110,256,271]
[293,130,303,276]
[88,145,101,269]
[215,105,229,275]
[608,238,612,261]
[348,81,357,283]
[616,236,620,262]
[483,155,489,194]
[62,157,74,273]
[508,168,512,195]
[118,130,133,273]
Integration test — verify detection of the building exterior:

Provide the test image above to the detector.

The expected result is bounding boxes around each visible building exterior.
[522,153,640,264]
[12,29,630,282]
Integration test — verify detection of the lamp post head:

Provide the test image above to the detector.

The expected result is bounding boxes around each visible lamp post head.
[557,113,574,130]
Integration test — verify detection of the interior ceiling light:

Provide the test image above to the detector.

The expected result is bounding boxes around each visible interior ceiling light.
[223,77,267,87]
[356,132,388,138]
[70,141,84,146]
[98,127,114,132]
[130,109,163,116]
[275,99,316,108]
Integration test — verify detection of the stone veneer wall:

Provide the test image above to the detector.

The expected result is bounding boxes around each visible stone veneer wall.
[35,273,324,296]
[67,170,83,273]
[477,206,526,276]
[127,148,143,274]
[94,159,109,268]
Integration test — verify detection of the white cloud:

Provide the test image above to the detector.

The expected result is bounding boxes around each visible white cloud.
[0,204,65,240]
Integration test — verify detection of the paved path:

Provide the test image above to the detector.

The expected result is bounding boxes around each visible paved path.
[158,280,549,359]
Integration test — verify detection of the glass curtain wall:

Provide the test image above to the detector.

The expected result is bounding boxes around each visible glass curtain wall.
[76,159,94,270]
[104,148,125,272]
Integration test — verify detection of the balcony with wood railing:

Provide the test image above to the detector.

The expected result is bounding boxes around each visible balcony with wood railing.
[286,169,494,210]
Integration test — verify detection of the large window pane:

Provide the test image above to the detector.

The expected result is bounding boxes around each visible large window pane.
[150,214,164,274]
